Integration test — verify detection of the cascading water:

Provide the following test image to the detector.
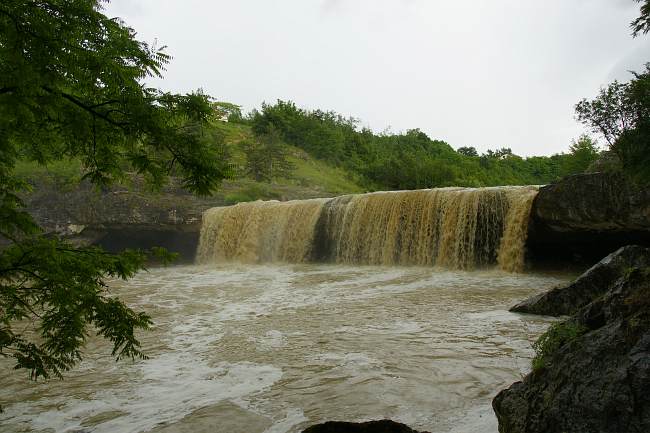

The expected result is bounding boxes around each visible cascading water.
[197,186,538,272]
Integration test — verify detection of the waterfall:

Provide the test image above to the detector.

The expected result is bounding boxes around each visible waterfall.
[197,198,329,264]
[197,186,538,272]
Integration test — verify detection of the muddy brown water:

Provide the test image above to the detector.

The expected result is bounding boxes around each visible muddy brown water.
[0,264,570,433]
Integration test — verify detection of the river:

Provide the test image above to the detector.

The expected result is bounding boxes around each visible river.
[0,264,569,433]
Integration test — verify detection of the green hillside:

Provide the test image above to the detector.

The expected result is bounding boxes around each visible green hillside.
[209,121,364,201]
[14,120,365,207]
[13,100,607,206]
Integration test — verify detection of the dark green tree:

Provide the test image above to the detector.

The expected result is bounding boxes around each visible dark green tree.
[575,81,633,146]
[576,65,650,181]
[249,100,573,189]
[456,146,478,157]
[0,0,231,379]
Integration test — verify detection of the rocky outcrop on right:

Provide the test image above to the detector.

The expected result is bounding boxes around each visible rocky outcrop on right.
[494,246,650,433]
[511,245,650,316]
[527,172,650,263]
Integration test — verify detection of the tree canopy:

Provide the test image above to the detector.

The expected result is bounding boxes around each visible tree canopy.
[0,0,230,379]
[240,99,598,190]
[576,64,650,181]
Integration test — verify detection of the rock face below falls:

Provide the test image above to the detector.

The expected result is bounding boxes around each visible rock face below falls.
[494,246,650,433]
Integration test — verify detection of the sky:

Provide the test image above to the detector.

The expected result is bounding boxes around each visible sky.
[105,0,649,156]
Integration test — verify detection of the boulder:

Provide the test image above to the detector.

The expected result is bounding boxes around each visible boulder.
[527,172,650,264]
[511,245,650,316]
[301,420,428,433]
[493,256,650,433]
[532,172,650,233]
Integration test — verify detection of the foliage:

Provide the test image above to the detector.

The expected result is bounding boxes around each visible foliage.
[632,0,650,36]
[223,191,256,205]
[532,321,588,372]
[576,64,650,181]
[250,100,598,190]
[562,135,600,175]
[457,146,478,157]
[212,101,243,123]
[575,82,634,147]
[0,0,230,379]
[224,183,281,205]
[483,148,513,160]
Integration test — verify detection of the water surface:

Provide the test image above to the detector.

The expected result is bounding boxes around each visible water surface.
[0,264,569,433]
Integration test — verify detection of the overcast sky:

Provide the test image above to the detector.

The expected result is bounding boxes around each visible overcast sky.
[105,0,648,156]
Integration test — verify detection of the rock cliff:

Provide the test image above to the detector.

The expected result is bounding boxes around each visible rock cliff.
[24,178,224,261]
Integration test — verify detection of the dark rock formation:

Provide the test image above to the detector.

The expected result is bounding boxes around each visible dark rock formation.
[301,420,428,433]
[494,251,650,433]
[527,172,650,265]
[511,245,650,316]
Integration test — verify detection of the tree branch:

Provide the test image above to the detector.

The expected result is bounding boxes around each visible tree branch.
[41,87,130,129]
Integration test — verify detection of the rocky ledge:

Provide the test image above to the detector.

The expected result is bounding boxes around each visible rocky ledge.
[494,245,650,433]
[527,172,650,264]
[24,178,225,262]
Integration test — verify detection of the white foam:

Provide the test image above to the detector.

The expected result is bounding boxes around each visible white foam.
[10,360,282,433]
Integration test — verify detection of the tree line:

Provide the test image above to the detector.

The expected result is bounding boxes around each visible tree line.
[229,100,600,190]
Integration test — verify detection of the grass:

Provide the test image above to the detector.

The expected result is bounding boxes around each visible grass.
[287,152,364,194]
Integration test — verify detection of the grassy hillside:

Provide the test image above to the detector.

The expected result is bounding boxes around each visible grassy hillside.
[14,120,364,208]
[213,121,364,202]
